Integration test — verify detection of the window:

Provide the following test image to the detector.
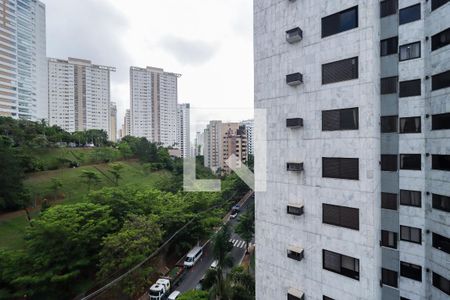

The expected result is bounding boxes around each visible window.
[433,233,450,254]
[432,155,450,171]
[433,272,450,296]
[322,107,358,131]
[432,28,450,51]
[432,193,450,212]
[381,155,398,171]
[399,79,421,97]
[400,261,422,282]
[432,113,450,130]
[382,268,398,288]
[382,192,398,210]
[399,4,421,25]
[322,158,359,180]
[432,70,450,91]
[322,204,359,230]
[381,37,398,56]
[380,0,398,17]
[323,249,360,280]
[399,42,421,61]
[400,225,422,244]
[381,76,398,94]
[400,190,421,207]
[431,0,449,11]
[322,57,358,84]
[381,116,398,133]
[322,6,358,38]
[400,154,421,170]
[381,230,398,248]
[399,117,421,133]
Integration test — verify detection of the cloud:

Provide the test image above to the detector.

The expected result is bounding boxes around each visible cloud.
[160,36,219,66]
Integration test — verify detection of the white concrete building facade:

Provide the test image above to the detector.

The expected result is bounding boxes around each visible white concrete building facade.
[176,103,190,158]
[241,119,254,155]
[254,1,450,300]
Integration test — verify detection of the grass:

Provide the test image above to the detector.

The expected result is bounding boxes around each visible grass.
[0,161,170,250]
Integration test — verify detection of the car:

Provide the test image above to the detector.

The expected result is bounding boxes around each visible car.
[210,260,219,270]
[232,204,241,211]
[168,291,181,300]
[230,209,238,219]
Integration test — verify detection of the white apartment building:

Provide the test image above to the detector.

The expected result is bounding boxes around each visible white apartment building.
[130,66,180,146]
[195,131,204,156]
[176,103,190,158]
[48,58,115,137]
[241,119,254,156]
[0,0,47,120]
[254,1,450,300]
[121,108,131,138]
[109,102,117,142]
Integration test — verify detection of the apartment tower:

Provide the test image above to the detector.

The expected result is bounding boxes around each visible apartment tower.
[254,0,450,299]
[121,108,131,138]
[109,102,117,142]
[241,119,255,155]
[130,66,180,147]
[48,57,115,138]
[176,103,191,158]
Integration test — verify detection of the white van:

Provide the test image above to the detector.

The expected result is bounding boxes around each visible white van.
[168,291,181,300]
[184,246,203,268]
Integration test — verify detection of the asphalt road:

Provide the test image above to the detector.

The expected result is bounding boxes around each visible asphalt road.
[174,196,255,294]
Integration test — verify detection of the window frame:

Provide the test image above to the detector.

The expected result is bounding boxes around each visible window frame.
[400,225,422,244]
[432,193,450,212]
[321,6,359,38]
[381,154,398,171]
[400,261,422,282]
[433,272,450,296]
[322,157,359,180]
[399,79,421,97]
[432,232,450,254]
[382,268,398,288]
[380,0,398,18]
[432,112,450,130]
[432,70,450,91]
[322,249,360,280]
[381,192,398,210]
[400,154,421,170]
[381,36,399,57]
[381,76,398,95]
[432,154,450,171]
[399,116,421,133]
[431,27,450,51]
[431,0,449,11]
[400,189,422,207]
[322,57,359,85]
[381,116,398,133]
[381,230,398,249]
[399,41,421,61]
[322,203,359,230]
[399,3,421,25]
[322,107,359,131]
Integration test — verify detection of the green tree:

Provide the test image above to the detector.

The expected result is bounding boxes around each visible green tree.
[80,170,101,191]
[178,290,209,300]
[118,141,133,158]
[49,177,62,201]
[228,266,255,300]
[98,214,163,297]
[210,224,234,299]
[108,162,124,186]
[235,208,254,253]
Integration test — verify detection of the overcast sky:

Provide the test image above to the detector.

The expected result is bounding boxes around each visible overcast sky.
[44,0,254,131]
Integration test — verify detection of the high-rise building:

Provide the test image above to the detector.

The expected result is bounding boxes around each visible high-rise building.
[130,66,180,146]
[0,0,47,120]
[254,1,450,300]
[48,57,115,134]
[240,119,254,156]
[195,131,204,156]
[109,102,117,142]
[176,103,190,158]
[203,120,223,172]
[122,108,131,138]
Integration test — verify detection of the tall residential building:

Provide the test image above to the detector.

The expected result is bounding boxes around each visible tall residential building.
[176,103,190,158]
[130,66,180,146]
[109,102,117,142]
[48,57,115,135]
[121,109,131,138]
[254,1,450,300]
[203,120,223,172]
[240,119,254,155]
[0,0,47,120]
[195,131,204,156]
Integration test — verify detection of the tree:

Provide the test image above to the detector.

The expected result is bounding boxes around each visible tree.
[235,208,254,254]
[80,170,101,191]
[108,162,124,186]
[49,177,62,201]
[210,224,234,299]
[98,214,163,298]
[118,141,133,158]
[228,266,255,300]
[178,290,209,300]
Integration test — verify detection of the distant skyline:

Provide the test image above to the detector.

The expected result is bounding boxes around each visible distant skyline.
[44,0,254,128]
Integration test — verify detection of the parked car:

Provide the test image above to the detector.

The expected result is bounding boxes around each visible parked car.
[230,209,239,219]
[168,291,181,300]
[232,204,241,211]
[210,260,219,270]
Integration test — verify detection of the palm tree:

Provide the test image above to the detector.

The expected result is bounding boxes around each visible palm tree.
[235,207,254,254]
[80,170,101,191]
[210,224,234,299]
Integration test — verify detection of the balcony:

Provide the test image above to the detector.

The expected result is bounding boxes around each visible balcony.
[287,246,304,261]
[287,204,304,216]
[286,27,303,44]
[286,118,303,128]
[286,73,303,86]
[287,162,303,172]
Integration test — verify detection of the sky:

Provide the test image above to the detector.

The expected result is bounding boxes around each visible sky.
[44,0,254,132]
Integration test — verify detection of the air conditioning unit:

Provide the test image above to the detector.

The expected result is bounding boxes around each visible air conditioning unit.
[286,27,303,43]
[286,118,303,128]
[287,246,304,261]
[287,288,304,300]
[286,73,303,86]
[287,204,304,216]
[287,162,304,172]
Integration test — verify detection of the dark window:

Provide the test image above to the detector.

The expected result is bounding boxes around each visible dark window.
[382,268,398,288]
[287,205,304,216]
[432,28,450,51]
[432,113,450,130]
[381,116,398,133]
[400,261,422,282]
[382,192,398,210]
[381,37,398,56]
[432,193,450,212]
[381,155,398,171]
[432,70,450,91]
[399,117,421,133]
[322,203,359,230]
[322,158,359,180]
[400,190,421,207]
[399,79,421,97]
[322,107,358,131]
[399,42,421,61]
[322,57,358,84]
[400,154,421,170]
[433,233,450,254]
[433,272,450,296]
[399,4,421,25]
[380,0,398,17]
[432,155,450,171]
[322,6,358,38]
[381,230,398,248]
[381,76,398,94]
[400,225,422,244]
[323,249,359,280]
[431,0,449,11]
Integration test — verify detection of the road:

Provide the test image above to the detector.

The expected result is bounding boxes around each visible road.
[174,195,255,294]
